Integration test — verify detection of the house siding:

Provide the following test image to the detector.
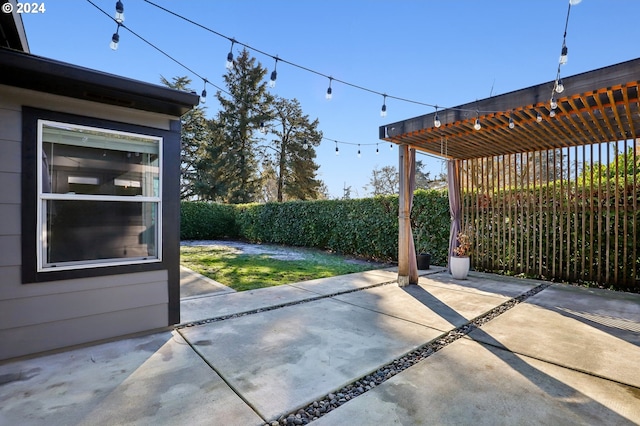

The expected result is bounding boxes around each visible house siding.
[0,86,178,361]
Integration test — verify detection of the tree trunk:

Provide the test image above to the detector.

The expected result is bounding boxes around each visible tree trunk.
[276,142,286,202]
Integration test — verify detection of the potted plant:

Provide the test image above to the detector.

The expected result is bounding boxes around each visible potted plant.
[414,227,431,270]
[450,231,471,279]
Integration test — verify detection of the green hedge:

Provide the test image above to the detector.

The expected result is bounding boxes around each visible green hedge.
[180,201,238,240]
[180,190,451,264]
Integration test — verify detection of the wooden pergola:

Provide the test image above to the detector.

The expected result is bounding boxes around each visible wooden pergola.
[380,57,640,287]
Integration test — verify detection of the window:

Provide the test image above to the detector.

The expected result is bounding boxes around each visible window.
[37,120,162,271]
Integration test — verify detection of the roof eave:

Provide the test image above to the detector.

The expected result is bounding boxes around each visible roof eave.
[0,47,200,117]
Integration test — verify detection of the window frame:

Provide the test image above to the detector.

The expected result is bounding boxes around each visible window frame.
[36,119,163,272]
[22,107,178,284]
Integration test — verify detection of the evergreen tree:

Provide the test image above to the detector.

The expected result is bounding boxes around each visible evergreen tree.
[160,76,209,199]
[267,96,323,202]
[415,160,432,190]
[192,119,229,201]
[257,163,279,203]
[214,48,271,203]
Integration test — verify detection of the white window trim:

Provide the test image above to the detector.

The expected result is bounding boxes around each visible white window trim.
[36,119,163,272]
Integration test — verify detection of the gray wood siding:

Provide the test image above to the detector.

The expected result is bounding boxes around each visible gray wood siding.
[0,87,175,361]
[0,305,168,360]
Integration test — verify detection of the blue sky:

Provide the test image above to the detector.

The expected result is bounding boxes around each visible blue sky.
[21,0,640,198]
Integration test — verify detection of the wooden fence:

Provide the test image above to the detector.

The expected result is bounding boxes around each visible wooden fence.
[461,140,639,292]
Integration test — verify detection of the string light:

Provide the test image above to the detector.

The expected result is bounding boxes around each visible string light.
[302,139,308,149]
[536,111,543,123]
[200,79,207,104]
[473,111,481,131]
[92,0,584,160]
[110,24,121,50]
[508,114,515,129]
[269,56,278,88]
[88,1,397,161]
[376,143,379,155]
[548,0,580,118]
[226,39,235,69]
[380,94,387,117]
[137,0,584,130]
[434,106,441,128]
[326,77,333,100]
[559,43,568,65]
[357,144,361,158]
[115,0,125,23]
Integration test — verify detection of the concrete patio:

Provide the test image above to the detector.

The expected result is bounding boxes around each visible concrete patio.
[1,268,639,425]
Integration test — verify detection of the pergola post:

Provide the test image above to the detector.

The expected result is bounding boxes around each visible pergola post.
[398,144,418,286]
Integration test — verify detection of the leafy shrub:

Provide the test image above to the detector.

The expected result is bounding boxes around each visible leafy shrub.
[180,201,238,240]
[181,191,451,264]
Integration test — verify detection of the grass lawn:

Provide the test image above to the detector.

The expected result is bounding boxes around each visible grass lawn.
[180,244,385,292]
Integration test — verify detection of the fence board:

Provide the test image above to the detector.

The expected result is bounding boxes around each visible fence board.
[461,140,638,291]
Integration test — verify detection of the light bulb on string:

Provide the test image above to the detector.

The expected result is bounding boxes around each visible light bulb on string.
[380,94,387,117]
[559,44,568,65]
[200,79,207,104]
[536,111,543,123]
[376,144,379,155]
[555,78,564,93]
[472,110,482,130]
[335,142,339,156]
[302,139,308,150]
[115,1,125,23]
[473,110,481,131]
[226,39,235,69]
[550,96,558,110]
[357,144,361,158]
[434,106,441,128]
[326,77,333,100]
[259,122,267,134]
[508,115,515,129]
[269,56,278,88]
[110,25,120,50]
[389,143,393,150]
[550,110,556,118]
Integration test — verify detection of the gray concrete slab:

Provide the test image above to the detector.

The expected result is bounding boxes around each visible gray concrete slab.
[0,331,264,426]
[179,297,442,421]
[468,284,640,389]
[180,266,235,299]
[419,271,541,299]
[180,284,317,324]
[314,338,640,425]
[332,281,514,331]
[180,269,400,324]
[288,269,397,295]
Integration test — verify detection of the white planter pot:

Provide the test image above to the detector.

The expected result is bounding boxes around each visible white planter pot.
[450,256,470,280]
